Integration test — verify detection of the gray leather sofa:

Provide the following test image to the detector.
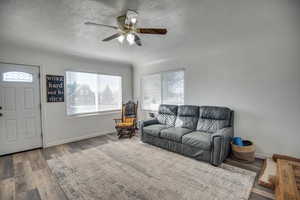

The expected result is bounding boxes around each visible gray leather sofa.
[140,105,234,166]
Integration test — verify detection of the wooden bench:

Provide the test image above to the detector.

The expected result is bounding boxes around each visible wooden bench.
[275,159,300,200]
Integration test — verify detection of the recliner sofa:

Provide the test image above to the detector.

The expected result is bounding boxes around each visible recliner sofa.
[140,105,234,166]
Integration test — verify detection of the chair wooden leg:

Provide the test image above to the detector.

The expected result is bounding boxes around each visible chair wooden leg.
[116,127,122,139]
[119,129,123,139]
[129,128,135,138]
[116,126,136,139]
[132,128,136,137]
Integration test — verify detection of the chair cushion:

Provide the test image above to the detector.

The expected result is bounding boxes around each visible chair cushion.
[197,106,232,133]
[182,131,212,150]
[157,104,178,126]
[160,127,192,142]
[199,106,231,120]
[197,119,229,133]
[116,122,134,127]
[175,105,199,130]
[143,124,169,137]
[123,117,135,124]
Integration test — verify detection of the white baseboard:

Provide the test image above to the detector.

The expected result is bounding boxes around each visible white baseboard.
[255,152,272,159]
[44,130,115,148]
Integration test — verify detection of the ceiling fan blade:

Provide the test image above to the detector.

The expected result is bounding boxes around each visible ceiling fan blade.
[133,33,142,46]
[102,33,122,42]
[136,28,167,35]
[84,22,118,30]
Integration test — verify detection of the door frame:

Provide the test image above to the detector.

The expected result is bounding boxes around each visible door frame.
[0,61,45,149]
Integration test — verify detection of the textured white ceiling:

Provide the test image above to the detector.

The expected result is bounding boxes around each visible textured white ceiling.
[0,0,188,64]
[0,0,299,65]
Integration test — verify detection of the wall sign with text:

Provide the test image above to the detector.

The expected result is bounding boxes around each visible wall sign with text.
[46,75,64,102]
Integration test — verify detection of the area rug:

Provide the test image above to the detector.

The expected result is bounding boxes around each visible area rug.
[47,139,256,200]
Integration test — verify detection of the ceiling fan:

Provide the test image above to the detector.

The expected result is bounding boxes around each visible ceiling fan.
[84,10,167,46]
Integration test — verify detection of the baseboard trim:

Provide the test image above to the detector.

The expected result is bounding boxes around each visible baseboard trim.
[44,130,115,148]
[255,152,272,159]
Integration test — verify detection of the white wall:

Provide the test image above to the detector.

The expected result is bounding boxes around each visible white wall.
[1,0,299,158]
[134,1,300,158]
[0,42,133,147]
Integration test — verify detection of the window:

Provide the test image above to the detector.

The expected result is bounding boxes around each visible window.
[66,71,122,115]
[142,74,161,111]
[142,70,184,111]
[3,71,33,82]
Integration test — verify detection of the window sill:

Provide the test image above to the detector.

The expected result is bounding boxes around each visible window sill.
[67,110,121,118]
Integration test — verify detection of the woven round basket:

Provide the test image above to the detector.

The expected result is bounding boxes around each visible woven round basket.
[231,140,255,162]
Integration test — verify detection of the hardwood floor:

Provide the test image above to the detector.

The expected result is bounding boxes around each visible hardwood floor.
[0,133,275,200]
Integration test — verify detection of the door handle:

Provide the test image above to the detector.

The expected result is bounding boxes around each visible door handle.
[0,113,2,117]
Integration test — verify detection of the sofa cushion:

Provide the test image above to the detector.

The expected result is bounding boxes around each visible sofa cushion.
[157,104,178,126]
[160,127,192,142]
[143,124,169,137]
[182,131,212,150]
[175,105,199,130]
[197,106,231,133]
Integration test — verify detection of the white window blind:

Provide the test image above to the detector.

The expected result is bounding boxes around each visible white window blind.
[66,71,122,115]
[142,70,184,111]
[142,74,161,111]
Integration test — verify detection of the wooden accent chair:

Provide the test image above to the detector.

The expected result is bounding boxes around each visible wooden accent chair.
[114,101,138,139]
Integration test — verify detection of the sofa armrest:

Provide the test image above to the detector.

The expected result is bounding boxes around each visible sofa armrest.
[141,119,159,128]
[210,127,234,166]
[212,127,234,139]
[140,119,159,142]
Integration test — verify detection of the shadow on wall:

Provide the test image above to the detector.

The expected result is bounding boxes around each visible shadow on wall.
[234,108,269,156]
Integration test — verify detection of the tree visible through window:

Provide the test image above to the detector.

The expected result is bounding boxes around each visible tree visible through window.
[142,70,184,111]
[66,71,122,115]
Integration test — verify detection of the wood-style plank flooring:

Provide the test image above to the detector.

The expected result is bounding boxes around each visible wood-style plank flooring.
[0,133,275,200]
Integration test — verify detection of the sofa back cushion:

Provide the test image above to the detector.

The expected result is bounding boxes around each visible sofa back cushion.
[175,105,199,130]
[157,104,178,126]
[197,106,232,133]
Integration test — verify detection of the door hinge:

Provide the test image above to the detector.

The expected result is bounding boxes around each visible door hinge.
[39,103,42,110]
[38,73,41,79]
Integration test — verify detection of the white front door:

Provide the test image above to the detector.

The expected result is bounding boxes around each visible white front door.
[0,63,42,155]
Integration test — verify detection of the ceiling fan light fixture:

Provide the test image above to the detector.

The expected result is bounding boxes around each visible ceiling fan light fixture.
[84,10,167,46]
[126,33,135,45]
[117,34,125,43]
[130,18,137,24]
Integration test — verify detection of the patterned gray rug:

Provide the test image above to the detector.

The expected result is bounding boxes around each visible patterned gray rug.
[47,138,256,200]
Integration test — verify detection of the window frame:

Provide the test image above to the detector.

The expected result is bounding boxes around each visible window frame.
[2,71,33,83]
[65,70,123,117]
[141,69,185,112]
